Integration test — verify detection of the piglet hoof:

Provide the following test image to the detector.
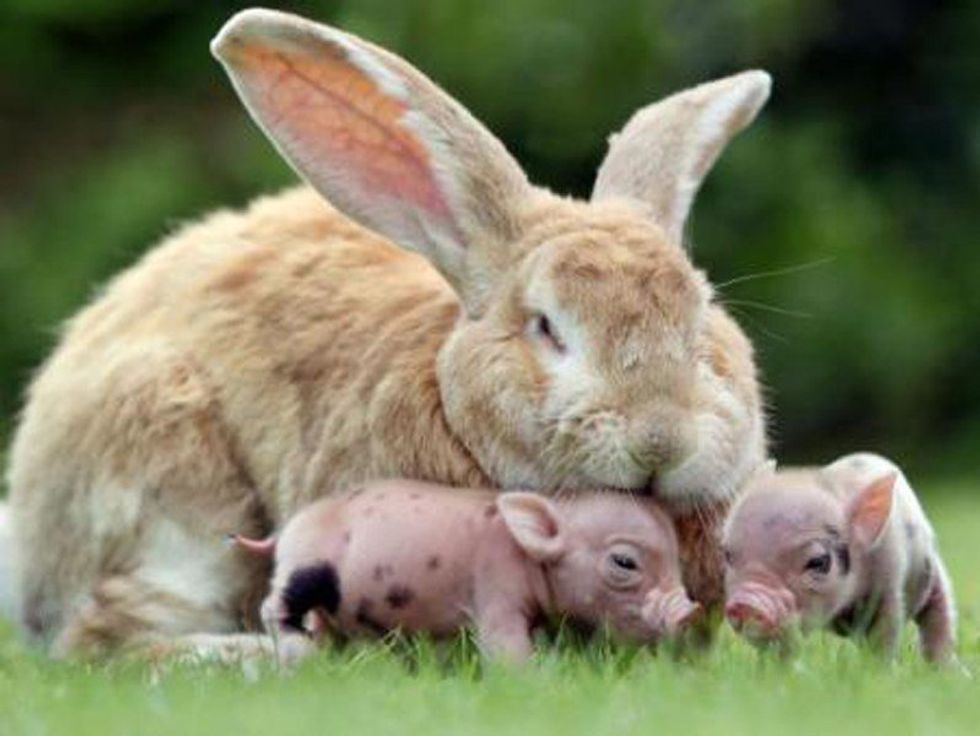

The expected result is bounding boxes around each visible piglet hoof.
[274,632,318,672]
[934,654,972,678]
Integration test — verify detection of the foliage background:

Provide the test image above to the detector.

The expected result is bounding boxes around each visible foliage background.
[1,0,978,480]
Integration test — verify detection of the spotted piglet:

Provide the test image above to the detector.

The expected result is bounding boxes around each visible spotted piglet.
[233,479,701,663]
[722,453,956,663]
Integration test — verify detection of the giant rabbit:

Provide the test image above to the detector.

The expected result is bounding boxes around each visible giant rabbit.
[7,8,770,658]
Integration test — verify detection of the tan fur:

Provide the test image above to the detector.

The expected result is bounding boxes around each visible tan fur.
[7,9,769,658]
[593,70,771,244]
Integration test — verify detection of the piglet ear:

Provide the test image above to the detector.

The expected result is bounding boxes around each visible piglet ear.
[847,472,897,549]
[496,492,565,562]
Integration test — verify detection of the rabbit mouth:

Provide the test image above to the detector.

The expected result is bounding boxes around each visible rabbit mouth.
[641,477,660,496]
[599,478,659,497]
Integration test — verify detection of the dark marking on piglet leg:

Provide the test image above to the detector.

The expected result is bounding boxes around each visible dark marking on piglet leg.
[282,562,341,631]
[915,560,956,664]
[905,522,917,541]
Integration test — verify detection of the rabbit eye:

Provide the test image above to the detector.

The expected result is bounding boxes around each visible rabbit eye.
[529,313,565,352]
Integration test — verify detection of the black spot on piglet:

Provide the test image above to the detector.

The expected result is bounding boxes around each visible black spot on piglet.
[282,562,341,630]
[385,585,415,609]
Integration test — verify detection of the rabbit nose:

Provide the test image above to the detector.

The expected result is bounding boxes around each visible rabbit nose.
[630,412,694,472]
[629,436,674,471]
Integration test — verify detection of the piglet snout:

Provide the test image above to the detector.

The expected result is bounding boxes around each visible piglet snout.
[725,599,774,634]
[725,582,796,640]
[642,587,703,637]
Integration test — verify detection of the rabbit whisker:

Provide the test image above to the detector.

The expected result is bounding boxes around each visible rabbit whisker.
[726,306,789,345]
[720,298,812,319]
[714,256,835,291]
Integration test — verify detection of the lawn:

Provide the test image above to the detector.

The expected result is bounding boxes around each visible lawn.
[0,483,976,736]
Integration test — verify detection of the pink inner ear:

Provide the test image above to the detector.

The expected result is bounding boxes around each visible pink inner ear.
[851,473,896,544]
[229,40,455,227]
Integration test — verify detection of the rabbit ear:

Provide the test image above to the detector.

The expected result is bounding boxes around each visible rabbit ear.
[592,70,771,246]
[211,9,530,313]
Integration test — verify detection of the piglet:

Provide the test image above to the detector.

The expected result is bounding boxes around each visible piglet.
[722,453,956,663]
[233,479,701,663]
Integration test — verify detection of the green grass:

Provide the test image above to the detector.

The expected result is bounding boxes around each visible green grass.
[1,486,977,736]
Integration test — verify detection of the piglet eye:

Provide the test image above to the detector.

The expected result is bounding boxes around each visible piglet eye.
[611,552,638,571]
[604,544,643,589]
[529,313,565,352]
[804,553,832,575]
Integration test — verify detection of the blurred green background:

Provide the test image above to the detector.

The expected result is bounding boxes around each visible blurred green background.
[1,0,978,480]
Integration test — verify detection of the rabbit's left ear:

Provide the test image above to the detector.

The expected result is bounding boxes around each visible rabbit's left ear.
[592,71,771,246]
[211,9,530,315]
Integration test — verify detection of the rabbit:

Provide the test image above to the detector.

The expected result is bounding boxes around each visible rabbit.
[6,8,770,660]
[0,503,14,622]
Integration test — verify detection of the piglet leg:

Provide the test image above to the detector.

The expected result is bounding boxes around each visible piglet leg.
[866,589,903,660]
[474,603,534,664]
[259,593,319,670]
[915,559,957,665]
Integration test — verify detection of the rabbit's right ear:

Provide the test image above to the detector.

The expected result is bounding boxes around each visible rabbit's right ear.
[211,9,531,315]
[592,71,771,246]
